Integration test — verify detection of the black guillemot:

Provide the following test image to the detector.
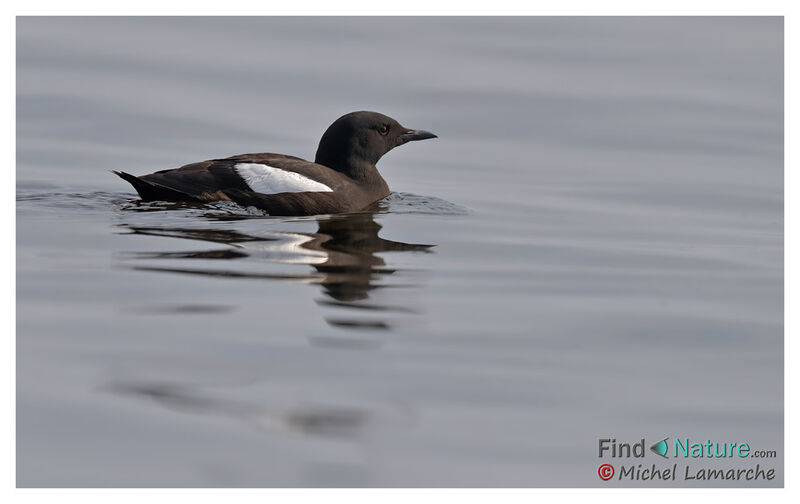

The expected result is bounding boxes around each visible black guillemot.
[114,111,437,216]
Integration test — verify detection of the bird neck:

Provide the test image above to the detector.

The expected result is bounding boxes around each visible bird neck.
[315,152,385,185]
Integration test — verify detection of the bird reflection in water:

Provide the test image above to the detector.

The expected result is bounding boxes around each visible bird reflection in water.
[118,211,434,335]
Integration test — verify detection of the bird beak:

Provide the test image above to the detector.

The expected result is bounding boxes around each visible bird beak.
[399,129,438,143]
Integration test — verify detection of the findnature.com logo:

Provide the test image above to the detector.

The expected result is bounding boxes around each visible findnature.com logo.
[596,437,777,483]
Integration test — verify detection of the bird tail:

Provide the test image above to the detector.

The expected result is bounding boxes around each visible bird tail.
[112,171,199,202]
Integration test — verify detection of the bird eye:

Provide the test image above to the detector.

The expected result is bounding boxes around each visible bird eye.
[378,124,389,136]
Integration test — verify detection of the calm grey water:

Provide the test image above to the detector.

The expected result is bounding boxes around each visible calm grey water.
[16,17,783,487]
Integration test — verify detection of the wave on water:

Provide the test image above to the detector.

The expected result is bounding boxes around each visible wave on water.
[373,192,469,216]
[17,189,132,211]
[17,188,468,219]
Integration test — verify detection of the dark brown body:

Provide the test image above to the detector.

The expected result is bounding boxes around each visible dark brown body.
[115,153,390,216]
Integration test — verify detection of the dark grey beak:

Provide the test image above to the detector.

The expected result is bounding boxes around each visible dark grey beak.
[400,129,437,143]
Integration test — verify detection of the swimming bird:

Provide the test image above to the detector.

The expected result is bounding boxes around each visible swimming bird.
[114,111,437,216]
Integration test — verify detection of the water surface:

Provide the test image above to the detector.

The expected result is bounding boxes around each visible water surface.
[17,17,783,487]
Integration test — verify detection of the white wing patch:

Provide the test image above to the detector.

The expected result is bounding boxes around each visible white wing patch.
[234,163,333,194]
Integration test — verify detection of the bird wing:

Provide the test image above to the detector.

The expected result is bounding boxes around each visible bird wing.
[132,154,346,201]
